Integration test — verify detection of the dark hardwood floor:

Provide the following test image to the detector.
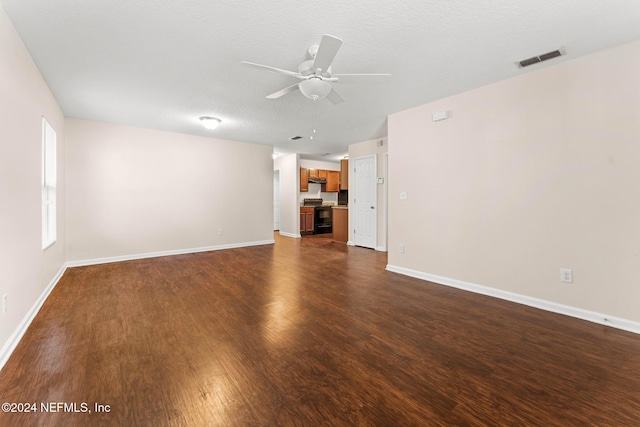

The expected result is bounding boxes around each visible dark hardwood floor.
[1,233,639,426]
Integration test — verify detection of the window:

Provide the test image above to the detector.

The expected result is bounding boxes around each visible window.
[42,117,56,249]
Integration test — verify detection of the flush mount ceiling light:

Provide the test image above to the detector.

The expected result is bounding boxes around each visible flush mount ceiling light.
[199,116,221,130]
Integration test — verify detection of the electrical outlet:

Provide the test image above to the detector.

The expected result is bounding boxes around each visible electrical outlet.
[2,294,7,315]
[218,229,223,236]
[400,192,408,200]
[399,244,405,253]
[560,268,573,283]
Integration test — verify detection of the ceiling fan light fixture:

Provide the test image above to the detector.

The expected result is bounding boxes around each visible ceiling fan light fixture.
[199,116,221,130]
[299,78,332,100]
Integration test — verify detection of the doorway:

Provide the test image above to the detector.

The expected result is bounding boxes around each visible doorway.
[273,170,280,231]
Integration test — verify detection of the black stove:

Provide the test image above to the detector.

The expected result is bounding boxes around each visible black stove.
[302,199,332,234]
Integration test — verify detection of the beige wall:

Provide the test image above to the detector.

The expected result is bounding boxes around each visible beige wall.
[388,39,640,323]
[0,6,66,356]
[349,137,388,250]
[65,118,274,262]
[300,159,340,171]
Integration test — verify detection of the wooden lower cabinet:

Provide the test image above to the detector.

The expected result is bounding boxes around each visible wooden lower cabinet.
[300,207,314,234]
[332,207,348,243]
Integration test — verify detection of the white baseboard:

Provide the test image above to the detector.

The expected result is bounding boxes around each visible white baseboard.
[0,264,67,371]
[67,239,275,267]
[376,246,387,252]
[347,241,355,246]
[386,264,640,335]
[278,231,301,239]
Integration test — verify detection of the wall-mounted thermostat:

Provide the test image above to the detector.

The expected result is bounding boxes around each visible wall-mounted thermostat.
[432,111,450,122]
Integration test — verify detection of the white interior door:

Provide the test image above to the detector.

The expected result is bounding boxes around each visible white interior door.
[273,170,280,231]
[354,155,376,248]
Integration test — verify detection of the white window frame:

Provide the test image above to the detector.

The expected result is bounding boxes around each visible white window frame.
[42,117,57,250]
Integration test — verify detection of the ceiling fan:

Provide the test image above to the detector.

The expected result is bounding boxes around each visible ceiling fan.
[242,35,390,104]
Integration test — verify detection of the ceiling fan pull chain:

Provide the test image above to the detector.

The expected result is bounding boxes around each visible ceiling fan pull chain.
[310,101,316,140]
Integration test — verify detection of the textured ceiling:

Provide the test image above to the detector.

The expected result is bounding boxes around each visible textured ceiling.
[3,0,640,161]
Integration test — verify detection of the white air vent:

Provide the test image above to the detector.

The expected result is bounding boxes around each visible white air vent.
[516,48,565,68]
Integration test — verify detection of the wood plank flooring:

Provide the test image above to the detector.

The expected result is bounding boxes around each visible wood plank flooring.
[1,233,639,426]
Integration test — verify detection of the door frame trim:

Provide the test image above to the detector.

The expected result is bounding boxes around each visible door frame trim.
[353,154,377,249]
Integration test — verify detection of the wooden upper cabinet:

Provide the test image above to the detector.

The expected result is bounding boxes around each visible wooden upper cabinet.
[301,167,340,192]
[300,168,309,192]
[340,159,349,190]
[325,170,340,192]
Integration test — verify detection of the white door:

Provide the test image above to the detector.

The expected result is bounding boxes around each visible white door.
[273,170,280,231]
[354,155,376,248]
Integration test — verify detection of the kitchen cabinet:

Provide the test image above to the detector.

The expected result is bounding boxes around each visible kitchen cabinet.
[300,207,314,234]
[325,170,340,192]
[332,206,348,243]
[340,159,349,190]
[300,167,341,192]
[300,168,309,192]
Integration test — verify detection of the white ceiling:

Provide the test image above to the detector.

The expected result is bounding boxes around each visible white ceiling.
[3,1,640,161]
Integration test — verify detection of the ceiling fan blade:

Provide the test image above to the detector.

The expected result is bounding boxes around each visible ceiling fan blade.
[325,88,344,105]
[333,73,392,77]
[312,35,343,73]
[333,73,391,84]
[242,61,303,79]
[266,83,300,99]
